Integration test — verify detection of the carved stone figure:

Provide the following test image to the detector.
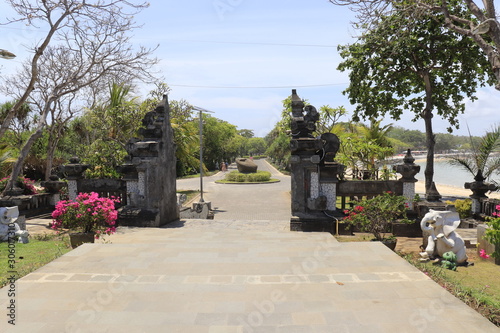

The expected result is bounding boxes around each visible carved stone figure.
[0,206,29,243]
[235,158,258,173]
[419,209,467,264]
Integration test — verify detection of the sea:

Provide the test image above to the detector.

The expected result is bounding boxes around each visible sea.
[413,159,477,188]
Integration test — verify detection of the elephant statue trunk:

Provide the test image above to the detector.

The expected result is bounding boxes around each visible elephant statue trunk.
[419,209,468,264]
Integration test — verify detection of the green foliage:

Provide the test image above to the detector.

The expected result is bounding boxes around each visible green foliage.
[265,129,291,171]
[245,137,267,156]
[343,192,409,241]
[0,176,37,194]
[448,125,500,183]
[224,171,271,183]
[202,115,239,170]
[337,10,494,130]
[485,204,500,259]
[0,236,71,288]
[446,199,472,219]
[82,140,126,179]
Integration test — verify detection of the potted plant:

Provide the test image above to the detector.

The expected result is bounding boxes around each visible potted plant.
[51,192,119,248]
[343,191,411,250]
[484,204,500,265]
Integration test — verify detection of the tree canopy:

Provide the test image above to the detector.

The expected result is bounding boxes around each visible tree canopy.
[337,8,495,192]
[329,0,500,90]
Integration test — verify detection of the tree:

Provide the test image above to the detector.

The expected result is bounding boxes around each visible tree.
[329,0,500,90]
[77,83,145,178]
[337,9,494,193]
[387,127,427,150]
[0,0,157,192]
[201,115,238,170]
[334,122,394,179]
[245,137,267,156]
[237,129,254,139]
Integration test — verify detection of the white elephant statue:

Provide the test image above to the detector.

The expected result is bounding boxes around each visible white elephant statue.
[0,206,29,244]
[420,209,467,264]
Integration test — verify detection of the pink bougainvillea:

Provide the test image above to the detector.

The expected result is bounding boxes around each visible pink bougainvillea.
[51,192,119,238]
[479,249,490,259]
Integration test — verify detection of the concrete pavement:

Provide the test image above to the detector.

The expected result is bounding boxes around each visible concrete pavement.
[1,159,498,332]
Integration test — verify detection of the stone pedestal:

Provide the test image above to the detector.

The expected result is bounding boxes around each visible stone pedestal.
[60,157,89,200]
[393,149,420,210]
[41,174,67,205]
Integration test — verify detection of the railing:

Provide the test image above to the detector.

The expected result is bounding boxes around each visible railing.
[76,179,127,207]
[480,198,500,218]
[336,180,404,211]
[0,193,53,218]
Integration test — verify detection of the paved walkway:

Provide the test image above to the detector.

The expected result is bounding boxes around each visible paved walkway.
[177,159,291,222]
[1,160,498,332]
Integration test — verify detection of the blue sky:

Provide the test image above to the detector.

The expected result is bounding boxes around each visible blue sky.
[1,0,499,138]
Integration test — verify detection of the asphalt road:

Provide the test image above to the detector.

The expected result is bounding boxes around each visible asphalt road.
[177,159,291,221]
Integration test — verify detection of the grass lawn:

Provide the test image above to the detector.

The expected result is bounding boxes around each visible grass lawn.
[0,234,72,288]
[178,171,218,179]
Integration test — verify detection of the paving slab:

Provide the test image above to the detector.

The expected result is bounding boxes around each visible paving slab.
[1,224,498,333]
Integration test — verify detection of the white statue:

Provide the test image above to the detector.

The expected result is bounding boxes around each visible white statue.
[419,209,467,264]
[0,206,29,244]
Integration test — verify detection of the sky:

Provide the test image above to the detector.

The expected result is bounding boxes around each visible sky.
[0,0,499,138]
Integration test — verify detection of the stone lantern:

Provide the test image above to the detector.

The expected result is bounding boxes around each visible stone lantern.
[393,149,420,210]
[60,157,89,200]
[465,170,498,215]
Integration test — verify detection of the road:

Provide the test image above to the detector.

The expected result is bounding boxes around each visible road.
[177,159,291,221]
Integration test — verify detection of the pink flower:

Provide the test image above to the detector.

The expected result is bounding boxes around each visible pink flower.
[479,249,490,259]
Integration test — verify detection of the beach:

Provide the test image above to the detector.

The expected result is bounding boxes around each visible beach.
[411,157,500,200]
[414,180,500,200]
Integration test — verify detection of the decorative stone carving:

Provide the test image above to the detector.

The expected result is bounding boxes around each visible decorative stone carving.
[289,89,345,232]
[117,95,179,227]
[290,89,319,138]
[235,158,258,173]
[419,209,468,264]
[41,175,67,194]
[0,206,29,244]
[61,156,89,180]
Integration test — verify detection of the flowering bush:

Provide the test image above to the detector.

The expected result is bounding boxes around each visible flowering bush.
[479,249,491,259]
[51,192,119,239]
[485,204,500,259]
[343,191,410,241]
[0,176,37,195]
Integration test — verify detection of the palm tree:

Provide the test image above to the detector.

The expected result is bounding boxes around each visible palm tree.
[448,125,500,184]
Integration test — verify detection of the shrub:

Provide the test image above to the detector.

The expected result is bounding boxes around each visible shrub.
[251,171,271,182]
[485,204,500,259]
[446,198,472,219]
[51,192,119,238]
[0,176,37,195]
[343,191,409,241]
[223,171,271,182]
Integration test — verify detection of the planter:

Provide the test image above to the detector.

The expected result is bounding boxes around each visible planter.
[69,232,95,248]
[381,238,398,251]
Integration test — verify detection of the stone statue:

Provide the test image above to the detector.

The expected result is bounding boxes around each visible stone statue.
[0,206,29,244]
[419,210,467,264]
[235,158,258,173]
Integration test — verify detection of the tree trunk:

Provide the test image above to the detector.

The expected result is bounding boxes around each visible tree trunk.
[45,138,58,181]
[2,100,52,196]
[3,126,45,195]
[422,72,435,194]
